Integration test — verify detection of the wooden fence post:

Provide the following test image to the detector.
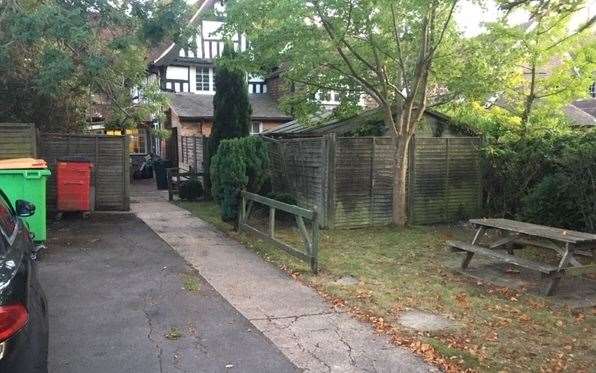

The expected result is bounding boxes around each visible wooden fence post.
[407,136,416,224]
[122,135,130,211]
[369,137,375,226]
[193,136,198,170]
[444,138,450,222]
[202,137,211,199]
[326,133,336,229]
[30,124,37,157]
[239,190,246,228]
[269,207,276,239]
[93,135,99,211]
[311,207,320,274]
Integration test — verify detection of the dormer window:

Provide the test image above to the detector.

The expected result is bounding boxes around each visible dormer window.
[248,76,267,94]
[316,90,341,105]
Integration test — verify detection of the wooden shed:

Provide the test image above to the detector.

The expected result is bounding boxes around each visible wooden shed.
[263,108,482,228]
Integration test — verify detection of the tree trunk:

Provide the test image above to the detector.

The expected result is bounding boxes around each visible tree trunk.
[520,63,537,136]
[392,133,413,227]
[520,93,535,136]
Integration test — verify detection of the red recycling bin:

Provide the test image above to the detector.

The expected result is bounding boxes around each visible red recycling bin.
[56,160,93,213]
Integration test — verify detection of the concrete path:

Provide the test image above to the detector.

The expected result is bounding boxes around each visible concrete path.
[39,214,297,373]
[131,182,435,373]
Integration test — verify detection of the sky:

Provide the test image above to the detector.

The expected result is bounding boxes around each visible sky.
[186,0,596,38]
[455,0,596,37]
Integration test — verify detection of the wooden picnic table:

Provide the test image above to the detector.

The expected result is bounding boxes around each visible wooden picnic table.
[448,218,596,296]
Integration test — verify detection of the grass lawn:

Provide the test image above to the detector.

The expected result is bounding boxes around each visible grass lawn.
[177,200,594,372]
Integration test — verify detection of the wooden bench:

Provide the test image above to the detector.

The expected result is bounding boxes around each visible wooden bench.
[450,218,596,296]
[447,240,558,274]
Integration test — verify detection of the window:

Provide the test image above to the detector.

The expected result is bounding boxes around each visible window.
[0,195,17,245]
[250,121,263,134]
[196,67,210,91]
[165,80,188,92]
[106,129,148,154]
[317,90,335,103]
[249,82,267,94]
[128,129,147,154]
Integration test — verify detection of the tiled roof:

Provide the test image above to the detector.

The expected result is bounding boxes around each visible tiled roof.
[565,99,596,127]
[263,107,456,136]
[168,92,292,121]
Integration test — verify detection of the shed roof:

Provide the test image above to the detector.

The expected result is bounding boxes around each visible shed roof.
[168,92,292,121]
[263,107,453,136]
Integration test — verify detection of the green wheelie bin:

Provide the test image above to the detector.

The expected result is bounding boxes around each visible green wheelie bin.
[0,158,51,243]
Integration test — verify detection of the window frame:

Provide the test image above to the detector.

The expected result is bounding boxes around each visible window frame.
[106,129,148,155]
[250,121,263,135]
[196,67,211,92]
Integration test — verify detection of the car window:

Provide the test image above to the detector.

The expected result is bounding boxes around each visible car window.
[0,195,17,244]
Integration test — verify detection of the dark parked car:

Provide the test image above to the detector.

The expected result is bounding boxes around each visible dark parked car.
[0,190,48,372]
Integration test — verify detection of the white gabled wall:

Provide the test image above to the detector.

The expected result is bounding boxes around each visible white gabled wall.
[165,66,188,80]
[189,66,197,93]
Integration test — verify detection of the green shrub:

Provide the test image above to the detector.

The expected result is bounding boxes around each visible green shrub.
[179,178,203,201]
[482,128,595,232]
[210,136,269,222]
[520,132,595,232]
[481,131,564,217]
[447,101,595,231]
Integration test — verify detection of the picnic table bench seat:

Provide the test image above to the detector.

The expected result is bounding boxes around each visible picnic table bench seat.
[450,218,596,296]
[447,240,558,274]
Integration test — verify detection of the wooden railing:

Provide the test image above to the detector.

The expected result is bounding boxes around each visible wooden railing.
[239,190,320,273]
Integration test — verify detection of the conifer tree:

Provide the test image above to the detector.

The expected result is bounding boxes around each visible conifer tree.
[209,43,252,156]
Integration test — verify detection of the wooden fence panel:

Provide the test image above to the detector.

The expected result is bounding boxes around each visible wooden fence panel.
[38,134,129,211]
[409,137,481,224]
[267,135,481,228]
[268,137,328,226]
[0,123,36,159]
[371,137,394,226]
[267,139,288,192]
[334,138,373,227]
[179,135,207,171]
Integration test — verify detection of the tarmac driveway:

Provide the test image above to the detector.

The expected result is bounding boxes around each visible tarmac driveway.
[38,213,297,373]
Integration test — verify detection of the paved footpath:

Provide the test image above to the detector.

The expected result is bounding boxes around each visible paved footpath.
[131,183,435,373]
[40,213,297,373]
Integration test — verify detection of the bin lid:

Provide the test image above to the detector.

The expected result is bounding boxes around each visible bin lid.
[57,156,93,163]
[0,158,47,170]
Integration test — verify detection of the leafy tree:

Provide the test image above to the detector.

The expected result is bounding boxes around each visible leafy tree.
[488,0,595,132]
[225,0,503,226]
[0,0,191,131]
[209,43,252,156]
